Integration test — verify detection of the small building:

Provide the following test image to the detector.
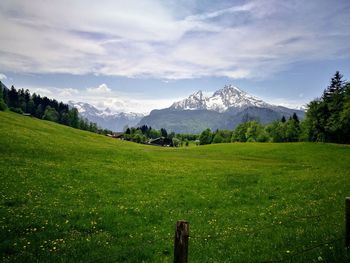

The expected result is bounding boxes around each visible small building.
[106,132,124,139]
[113,133,124,139]
[148,137,173,147]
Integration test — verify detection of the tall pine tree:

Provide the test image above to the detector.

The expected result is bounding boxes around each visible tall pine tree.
[305,71,347,143]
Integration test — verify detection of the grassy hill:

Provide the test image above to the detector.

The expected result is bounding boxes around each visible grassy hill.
[1,111,349,262]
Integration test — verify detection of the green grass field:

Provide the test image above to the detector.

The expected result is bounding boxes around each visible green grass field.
[1,111,350,262]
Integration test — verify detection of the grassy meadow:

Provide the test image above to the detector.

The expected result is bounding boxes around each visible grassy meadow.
[1,111,350,262]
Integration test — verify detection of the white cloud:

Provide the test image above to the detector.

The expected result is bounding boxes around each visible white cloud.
[29,87,54,96]
[19,86,80,101]
[184,2,255,21]
[93,97,175,114]
[0,0,349,79]
[86,83,111,95]
[20,82,310,113]
[0,73,7,80]
[58,88,79,97]
[264,97,308,110]
[20,84,175,114]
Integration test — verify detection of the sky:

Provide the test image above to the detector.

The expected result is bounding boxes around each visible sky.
[0,0,349,113]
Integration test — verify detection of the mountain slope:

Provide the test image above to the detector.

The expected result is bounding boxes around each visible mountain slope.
[139,85,304,133]
[68,101,144,132]
[139,109,226,134]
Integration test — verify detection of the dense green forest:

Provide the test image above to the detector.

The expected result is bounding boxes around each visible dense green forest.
[0,82,112,135]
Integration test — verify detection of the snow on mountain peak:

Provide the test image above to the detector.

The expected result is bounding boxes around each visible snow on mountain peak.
[214,84,243,95]
[192,90,204,97]
[171,89,207,110]
[171,85,270,112]
[67,101,145,131]
[68,101,144,118]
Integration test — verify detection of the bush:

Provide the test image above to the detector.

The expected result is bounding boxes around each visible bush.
[172,137,181,147]
[199,128,213,145]
[9,107,23,114]
[42,106,59,122]
[212,133,224,143]
[0,99,7,111]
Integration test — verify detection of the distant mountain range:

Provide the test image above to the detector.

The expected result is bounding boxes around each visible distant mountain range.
[68,85,305,133]
[138,85,305,133]
[68,101,144,132]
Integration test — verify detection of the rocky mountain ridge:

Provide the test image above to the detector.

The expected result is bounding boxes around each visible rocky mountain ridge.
[68,101,144,132]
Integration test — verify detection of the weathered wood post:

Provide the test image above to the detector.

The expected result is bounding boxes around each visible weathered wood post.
[346,197,350,250]
[174,220,189,263]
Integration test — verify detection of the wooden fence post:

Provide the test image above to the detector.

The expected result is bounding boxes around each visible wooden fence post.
[174,220,189,263]
[346,197,350,250]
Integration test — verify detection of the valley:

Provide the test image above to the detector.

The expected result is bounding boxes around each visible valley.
[1,111,349,262]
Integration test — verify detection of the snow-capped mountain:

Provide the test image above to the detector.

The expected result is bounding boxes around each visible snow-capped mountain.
[139,84,305,133]
[171,90,207,110]
[68,101,144,132]
[171,85,270,112]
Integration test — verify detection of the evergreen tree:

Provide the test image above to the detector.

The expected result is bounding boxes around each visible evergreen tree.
[160,128,168,138]
[59,111,70,125]
[0,84,7,111]
[18,88,26,112]
[24,89,30,104]
[2,85,9,105]
[88,122,98,133]
[8,85,19,108]
[58,102,68,113]
[323,71,344,102]
[292,113,299,123]
[26,99,35,114]
[340,82,350,143]
[68,108,79,128]
[35,104,44,119]
[79,118,89,130]
[32,93,41,109]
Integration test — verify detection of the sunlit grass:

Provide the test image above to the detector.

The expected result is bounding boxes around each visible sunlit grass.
[1,111,349,262]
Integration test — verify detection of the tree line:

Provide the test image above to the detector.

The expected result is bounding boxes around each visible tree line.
[123,125,198,146]
[198,71,350,145]
[199,114,301,144]
[0,82,112,135]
